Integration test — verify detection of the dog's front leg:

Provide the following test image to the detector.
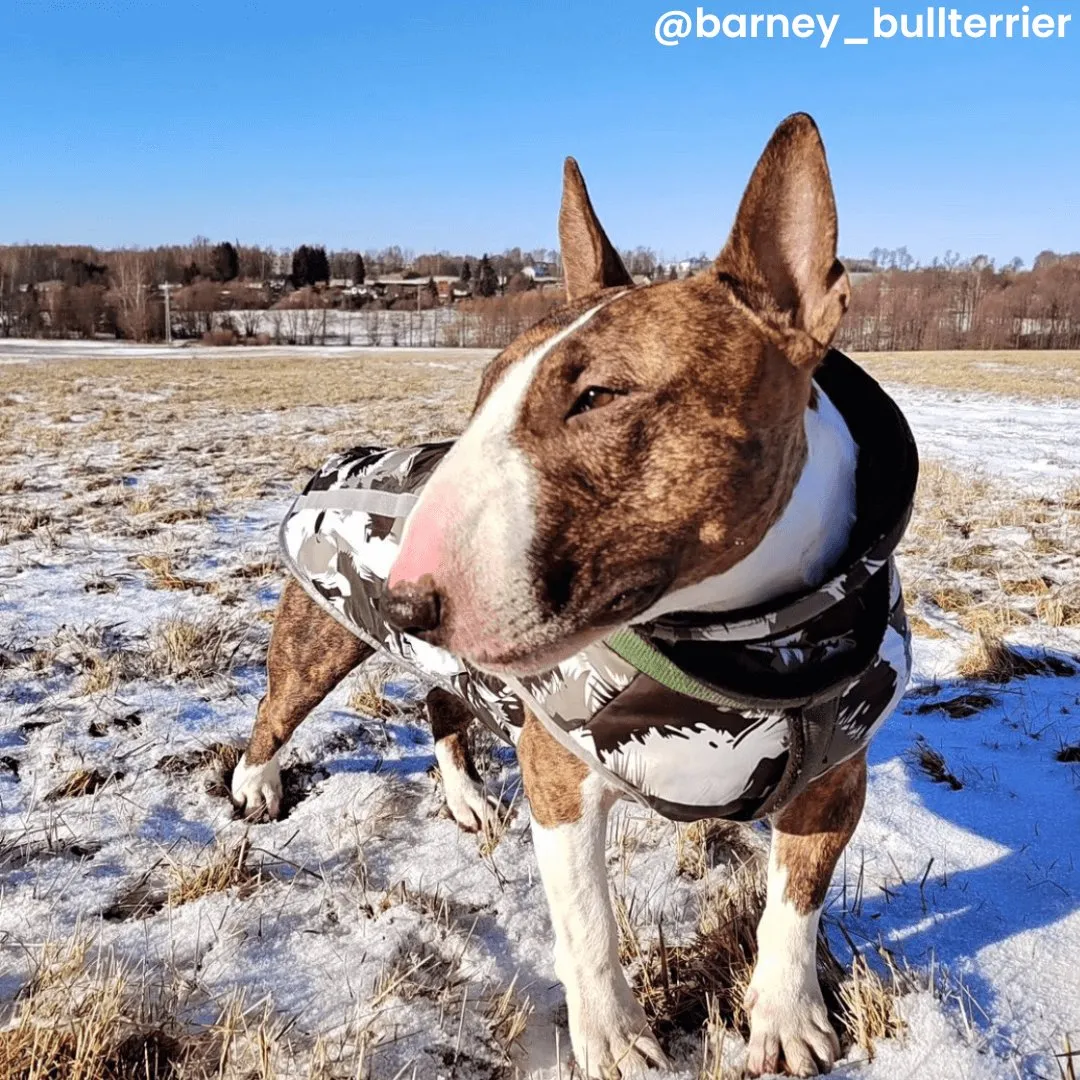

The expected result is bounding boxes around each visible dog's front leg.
[745,750,867,1077]
[232,579,371,820]
[519,712,668,1078]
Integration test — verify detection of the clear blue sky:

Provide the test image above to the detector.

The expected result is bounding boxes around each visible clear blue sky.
[2,0,1077,265]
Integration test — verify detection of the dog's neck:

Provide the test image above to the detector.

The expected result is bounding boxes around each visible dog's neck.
[635,382,858,622]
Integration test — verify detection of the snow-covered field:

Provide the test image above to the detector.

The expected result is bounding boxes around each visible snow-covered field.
[1,345,1078,1079]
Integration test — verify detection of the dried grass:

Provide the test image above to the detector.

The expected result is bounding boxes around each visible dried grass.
[907,738,964,790]
[134,553,204,592]
[857,350,1080,401]
[347,671,393,719]
[166,837,259,908]
[78,651,124,695]
[143,615,244,681]
[0,940,186,1080]
[45,768,121,802]
[958,630,1050,683]
[483,977,532,1063]
[836,953,910,1060]
[0,935,389,1080]
[674,819,757,881]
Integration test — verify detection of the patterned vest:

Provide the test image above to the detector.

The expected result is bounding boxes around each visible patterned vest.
[280,350,918,822]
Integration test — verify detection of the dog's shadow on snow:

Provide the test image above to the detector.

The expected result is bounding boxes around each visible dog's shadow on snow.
[844,652,1080,1012]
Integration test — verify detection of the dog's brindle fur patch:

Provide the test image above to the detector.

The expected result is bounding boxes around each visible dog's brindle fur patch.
[246,587,489,816]
[246,579,372,767]
[773,750,868,913]
[518,709,590,828]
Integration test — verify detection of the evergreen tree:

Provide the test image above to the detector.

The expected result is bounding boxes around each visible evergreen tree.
[211,241,239,282]
[668,265,678,281]
[460,259,472,285]
[426,276,439,305]
[654,263,665,282]
[292,245,330,287]
[476,254,498,298]
[352,252,366,286]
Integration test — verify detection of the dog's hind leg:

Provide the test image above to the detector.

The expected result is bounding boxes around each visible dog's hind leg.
[745,750,867,1077]
[232,578,372,820]
[519,710,668,1078]
[425,687,503,832]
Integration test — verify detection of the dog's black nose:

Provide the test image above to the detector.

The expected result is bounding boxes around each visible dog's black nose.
[384,577,443,638]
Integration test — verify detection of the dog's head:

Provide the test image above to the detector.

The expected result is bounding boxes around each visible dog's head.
[386,113,850,675]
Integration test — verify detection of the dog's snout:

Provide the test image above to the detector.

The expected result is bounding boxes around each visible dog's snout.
[385,577,443,639]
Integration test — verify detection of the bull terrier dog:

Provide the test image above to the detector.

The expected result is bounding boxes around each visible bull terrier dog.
[232,113,917,1077]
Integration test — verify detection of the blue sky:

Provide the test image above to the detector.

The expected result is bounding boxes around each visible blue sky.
[1,0,1077,264]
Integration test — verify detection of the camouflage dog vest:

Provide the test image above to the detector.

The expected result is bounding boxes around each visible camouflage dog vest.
[280,350,918,822]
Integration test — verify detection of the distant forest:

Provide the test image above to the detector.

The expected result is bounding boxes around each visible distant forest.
[1,238,1078,350]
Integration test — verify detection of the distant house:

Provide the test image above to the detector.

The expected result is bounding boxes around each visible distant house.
[521,264,563,292]
[676,257,711,278]
[368,275,460,304]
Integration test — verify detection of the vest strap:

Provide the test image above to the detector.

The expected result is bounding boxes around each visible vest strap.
[605,629,753,710]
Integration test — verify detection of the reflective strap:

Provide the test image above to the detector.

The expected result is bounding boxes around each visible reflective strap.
[293,488,419,518]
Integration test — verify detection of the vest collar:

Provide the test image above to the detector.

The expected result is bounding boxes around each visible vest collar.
[608,349,918,702]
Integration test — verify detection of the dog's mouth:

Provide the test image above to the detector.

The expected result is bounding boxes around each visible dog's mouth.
[464,570,674,677]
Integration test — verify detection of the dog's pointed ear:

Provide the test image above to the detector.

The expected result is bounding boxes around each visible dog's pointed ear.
[559,157,633,301]
[716,114,850,366]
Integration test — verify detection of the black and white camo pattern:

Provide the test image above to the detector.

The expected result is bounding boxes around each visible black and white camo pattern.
[279,350,918,822]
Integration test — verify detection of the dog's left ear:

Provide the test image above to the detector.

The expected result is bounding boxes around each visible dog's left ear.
[715,113,850,367]
[559,157,633,301]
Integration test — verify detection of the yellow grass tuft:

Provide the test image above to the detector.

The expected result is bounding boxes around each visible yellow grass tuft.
[166,837,259,908]
[837,954,908,1061]
[134,553,204,591]
[958,630,1046,683]
[78,651,124,695]
[347,672,393,719]
[675,819,757,881]
[45,768,120,802]
[908,738,963,790]
[907,612,949,639]
[0,940,185,1080]
[483,975,533,1063]
[145,615,242,681]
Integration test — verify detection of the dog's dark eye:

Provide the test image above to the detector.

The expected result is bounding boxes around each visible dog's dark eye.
[567,387,620,419]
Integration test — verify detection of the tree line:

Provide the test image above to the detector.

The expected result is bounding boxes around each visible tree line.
[2,237,1078,349]
[834,251,1080,351]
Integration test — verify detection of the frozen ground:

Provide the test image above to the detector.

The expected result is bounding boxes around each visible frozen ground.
[1,348,1078,1079]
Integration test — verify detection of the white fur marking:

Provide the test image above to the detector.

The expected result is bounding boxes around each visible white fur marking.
[230,751,282,820]
[434,739,499,831]
[637,379,858,621]
[530,774,668,1077]
[399,294,625,651]
[745,840,840,1076]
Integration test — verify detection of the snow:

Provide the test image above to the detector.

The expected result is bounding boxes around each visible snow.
[893,386,1080,495]
[1,356,1079,1078]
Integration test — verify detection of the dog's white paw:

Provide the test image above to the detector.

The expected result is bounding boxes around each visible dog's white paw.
[566,985,669,1078]
[744,981,839,1077]
[230,752,282,821]
[435,741,503,833]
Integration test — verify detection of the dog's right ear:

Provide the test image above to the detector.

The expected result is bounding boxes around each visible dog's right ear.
[715,113,850,367]
[559,157,633,302]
